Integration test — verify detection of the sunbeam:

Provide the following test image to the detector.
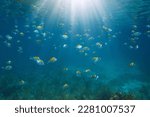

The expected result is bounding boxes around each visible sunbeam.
[35,0,106,27]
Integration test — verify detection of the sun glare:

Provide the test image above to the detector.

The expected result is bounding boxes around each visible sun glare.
[35,0,105,26]
[71,0,91,10]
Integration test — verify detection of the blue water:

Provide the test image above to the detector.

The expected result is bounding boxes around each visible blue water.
[0,0,150,99]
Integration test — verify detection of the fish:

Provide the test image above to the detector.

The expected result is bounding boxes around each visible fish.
[30,56,45,66]
[48,57,57,63]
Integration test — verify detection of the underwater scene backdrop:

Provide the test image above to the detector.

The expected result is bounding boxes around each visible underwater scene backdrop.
[0,0,150,99]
